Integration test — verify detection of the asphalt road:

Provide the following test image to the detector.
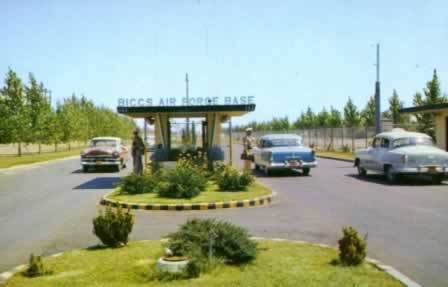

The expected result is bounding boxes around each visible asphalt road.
[1,147,448,287]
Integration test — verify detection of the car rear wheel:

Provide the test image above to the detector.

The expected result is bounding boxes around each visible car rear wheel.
[264,166,272,176]
[385,166,397,184]
[254,163,260,170]
[302,167,310,176]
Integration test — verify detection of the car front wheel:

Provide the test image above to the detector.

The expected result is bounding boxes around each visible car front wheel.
[357,164,367,176]
[302,167,310,176]
[385,166,397,184]
[82,166,89,173]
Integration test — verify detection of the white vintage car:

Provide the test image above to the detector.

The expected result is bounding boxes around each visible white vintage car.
[354,129,448,184]
[253,134,317,175]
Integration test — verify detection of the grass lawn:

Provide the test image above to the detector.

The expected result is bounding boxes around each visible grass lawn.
[107,182,272,204]
[4,240,403,287]
[316,151,354,161]
[0,149,82,169]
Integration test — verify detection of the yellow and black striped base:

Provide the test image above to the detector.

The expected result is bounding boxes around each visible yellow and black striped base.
[100,194,273,211]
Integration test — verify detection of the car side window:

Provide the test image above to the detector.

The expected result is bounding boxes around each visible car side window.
[372,137,381,148]
[381,138,390,148]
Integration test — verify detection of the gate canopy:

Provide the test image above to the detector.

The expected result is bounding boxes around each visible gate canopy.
[117,104,255,118]
[117,104,256,152]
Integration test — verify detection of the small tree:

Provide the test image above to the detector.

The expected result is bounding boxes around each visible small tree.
[344,98,361,127]
[92,206,134,248]
[413,70,447,138]
[388,90,409,126]
[1,68,28,155]
[361,96,375,127]
[338,226,367,266]
[24,254,46,277]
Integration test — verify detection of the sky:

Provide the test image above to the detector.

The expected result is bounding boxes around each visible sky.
[1,0,448,125]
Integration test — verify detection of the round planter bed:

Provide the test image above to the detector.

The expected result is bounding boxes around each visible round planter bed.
[101,182,274,211]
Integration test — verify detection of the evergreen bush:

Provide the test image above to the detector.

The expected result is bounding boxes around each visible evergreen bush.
[216,165,254,191]
[92,206,134,248]
[157,159,207,199]
[167,218,257,264]
[338,226,367,266]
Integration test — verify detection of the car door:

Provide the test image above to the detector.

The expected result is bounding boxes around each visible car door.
[371,137,390,171]
[364,137,381,170]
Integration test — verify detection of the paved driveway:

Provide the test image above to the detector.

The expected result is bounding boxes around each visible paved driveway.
[1,147,447,286]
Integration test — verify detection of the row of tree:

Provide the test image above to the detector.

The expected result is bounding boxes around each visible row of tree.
[236,70,447,139]
[0,68,137,155]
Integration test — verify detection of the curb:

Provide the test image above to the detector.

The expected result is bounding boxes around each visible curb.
[251,237,422,287]
[0,155,79,173]
[0,238,421,287]
[100,191,275,211]
[316,155,354,163]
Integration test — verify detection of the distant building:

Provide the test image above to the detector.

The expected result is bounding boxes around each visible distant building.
[400,103,448,151]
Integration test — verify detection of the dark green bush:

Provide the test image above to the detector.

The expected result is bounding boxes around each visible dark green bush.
[92,206,134,248]
[24,254,47,277]
[118,172,160,195]
[167,218,257,264]
[185,258,201,278]
[338,226,367,266]
[157,159,207,199]
[216,165,254,191]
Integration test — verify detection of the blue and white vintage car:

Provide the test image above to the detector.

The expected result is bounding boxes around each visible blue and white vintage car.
[355,129,448,184]
[253,134,317,175]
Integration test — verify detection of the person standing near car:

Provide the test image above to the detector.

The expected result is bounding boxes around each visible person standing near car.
[132,129,145,174]
[242,127,256,171]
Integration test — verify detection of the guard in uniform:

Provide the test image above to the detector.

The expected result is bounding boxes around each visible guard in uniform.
[242,128,256,171]
[132,129,145,174]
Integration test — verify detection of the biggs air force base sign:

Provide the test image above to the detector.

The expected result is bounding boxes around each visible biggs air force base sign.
[117,96,255,107]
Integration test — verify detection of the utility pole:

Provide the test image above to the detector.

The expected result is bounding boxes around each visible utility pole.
[185,73,190,141]
[374,43,382,134]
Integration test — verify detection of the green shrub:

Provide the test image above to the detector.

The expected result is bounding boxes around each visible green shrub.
[118,172,160,195]
[185,258,201,278]
[92,206,134,248]
[338,226,367,266]
[24,254,47,277]
[216,165,254,191]
[342,144,351,153]
[167,218,257,264]
[157,159,207,199]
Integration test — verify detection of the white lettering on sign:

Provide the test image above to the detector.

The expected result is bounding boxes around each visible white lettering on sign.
[117,96,255,107]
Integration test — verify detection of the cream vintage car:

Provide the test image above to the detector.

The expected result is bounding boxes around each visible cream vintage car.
[80,137,128,172]
[354,129,448,184]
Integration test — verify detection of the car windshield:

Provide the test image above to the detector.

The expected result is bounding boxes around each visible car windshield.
[89,140,117,148]
[265,138,302,147]
[392,137,434,148]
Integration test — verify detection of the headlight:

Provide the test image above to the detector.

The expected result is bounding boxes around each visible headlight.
[400,154,408,164]
[112,151,120,158]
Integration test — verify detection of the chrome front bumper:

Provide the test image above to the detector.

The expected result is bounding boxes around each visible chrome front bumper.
[267,160,317,170]
[394,165,448,176]
[81,158,121,166]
